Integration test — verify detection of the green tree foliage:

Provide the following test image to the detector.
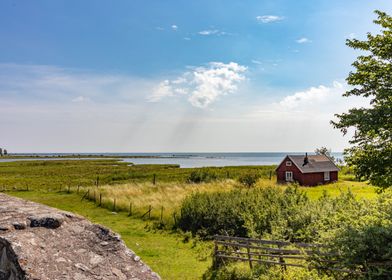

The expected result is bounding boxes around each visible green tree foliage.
[0,148,3,156]
[315,193,392,279]
[238,172,261,188]
[187,169,218,183]
[331,10,392,188]
[179,187,392,278]
[314,147,335,162]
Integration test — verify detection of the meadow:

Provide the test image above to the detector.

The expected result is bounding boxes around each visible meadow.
[0,159,379,279]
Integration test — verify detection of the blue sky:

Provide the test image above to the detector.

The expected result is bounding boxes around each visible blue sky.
[1,0,391,152]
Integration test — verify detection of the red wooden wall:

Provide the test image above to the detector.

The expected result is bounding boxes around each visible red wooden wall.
[276,156,338,186]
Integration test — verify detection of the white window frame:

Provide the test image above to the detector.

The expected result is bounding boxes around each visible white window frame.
[285,161,292,166]
[285,171,293,182]
[324,171,330,181]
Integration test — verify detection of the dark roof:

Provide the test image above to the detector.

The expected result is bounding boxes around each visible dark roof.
[285,154,339,173]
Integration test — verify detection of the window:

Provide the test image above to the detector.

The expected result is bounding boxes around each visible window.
[285,161,292,166]
[324,171,330,181]
[285,171,293,182]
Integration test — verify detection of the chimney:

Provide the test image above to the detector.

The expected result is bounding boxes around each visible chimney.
[302,153,309,166]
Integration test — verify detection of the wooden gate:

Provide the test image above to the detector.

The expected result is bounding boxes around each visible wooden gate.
[213,235,358,274]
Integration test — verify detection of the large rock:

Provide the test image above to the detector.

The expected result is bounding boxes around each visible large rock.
[0,193,160,280]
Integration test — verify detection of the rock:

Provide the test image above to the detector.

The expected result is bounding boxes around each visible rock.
[0,226,9,232]
[28,214,64,229]
[12,222,26,230]
[112,268,126,279]
[0,193,160,279]
[89,252,104,266]
[75,263,90,272]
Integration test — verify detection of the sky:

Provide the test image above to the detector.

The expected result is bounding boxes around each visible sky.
[0,0,391,153]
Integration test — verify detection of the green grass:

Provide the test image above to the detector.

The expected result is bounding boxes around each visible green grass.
[0,159,275,190]
[299,180,377,200]
[9,191,211,280]
[1,159,379,279]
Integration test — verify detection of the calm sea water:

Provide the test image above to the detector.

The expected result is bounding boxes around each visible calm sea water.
[0,152,343,168]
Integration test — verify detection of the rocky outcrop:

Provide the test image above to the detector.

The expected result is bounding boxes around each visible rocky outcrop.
[0,193,160,280]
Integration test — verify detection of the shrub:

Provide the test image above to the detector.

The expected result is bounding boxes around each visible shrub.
[315,191,392,279]
[177,186,313,240]
[203,264,333,280]
[238,173,261,188]
[187,169,218,183]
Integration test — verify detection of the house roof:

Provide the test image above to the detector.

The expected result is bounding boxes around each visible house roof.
[284,154,339,173]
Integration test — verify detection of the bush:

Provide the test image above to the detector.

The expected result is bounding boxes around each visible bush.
[187,169,218,183]
[315,191,392,279]
[177,186,313,239]
[238,173,261,188]
[203,264,334,280]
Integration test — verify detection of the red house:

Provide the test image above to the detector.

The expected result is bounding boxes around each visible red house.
[276,154,339,186]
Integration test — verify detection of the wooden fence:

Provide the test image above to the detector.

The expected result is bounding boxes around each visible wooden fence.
[213,235,359,274]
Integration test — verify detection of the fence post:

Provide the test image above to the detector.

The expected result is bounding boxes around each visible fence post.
[269,171,272,180]
[96,176,100,188]
[173,212,177,225]
[160,206,164,222]
[148,205,152,219]
[153,174,156,185]
[77,185,80,193]
[278,244,286,272]
[67,186,70,193]
[213,235,222,269]
[81,189,89,201]
[128,202,132,216]
[247,240,253,269]
[113,198,116,212]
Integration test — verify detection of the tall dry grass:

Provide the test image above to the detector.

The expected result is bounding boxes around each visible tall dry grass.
[86,179,238,221]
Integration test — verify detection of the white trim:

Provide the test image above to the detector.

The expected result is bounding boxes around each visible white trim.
[285,161,292,166]
[285,171,293,182]
[324,171,330,181]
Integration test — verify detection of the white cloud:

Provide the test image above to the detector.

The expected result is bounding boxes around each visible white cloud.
[72,96,90,103]
[348,33,356,39]
[0,63,154,104]
[198,29,229,36]
[148,62,247,108]
[249,81,369,121]
[279,81,343,109]
[171,25,178,31]
[183,37,191,41]
[198,30,219,35]
[296,37,311,44]
[251,59,262,65]
[256,15,284,23]
[148,80,173,102]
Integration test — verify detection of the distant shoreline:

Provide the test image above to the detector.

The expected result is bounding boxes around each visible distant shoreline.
[0,154,165,159]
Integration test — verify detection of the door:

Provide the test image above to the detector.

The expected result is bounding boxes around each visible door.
[285,171,293,182]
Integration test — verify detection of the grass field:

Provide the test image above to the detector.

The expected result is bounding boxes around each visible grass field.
[0,159,378,279]
[0,159,275,190]
[8,191,212,280]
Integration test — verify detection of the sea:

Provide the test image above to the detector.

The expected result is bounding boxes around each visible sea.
[0,152,344,168]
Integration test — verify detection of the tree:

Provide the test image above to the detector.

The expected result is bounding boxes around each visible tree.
[331,10,392,188]
[0,148,2,156]
[3,149,7,156]
[314,147,335,162]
